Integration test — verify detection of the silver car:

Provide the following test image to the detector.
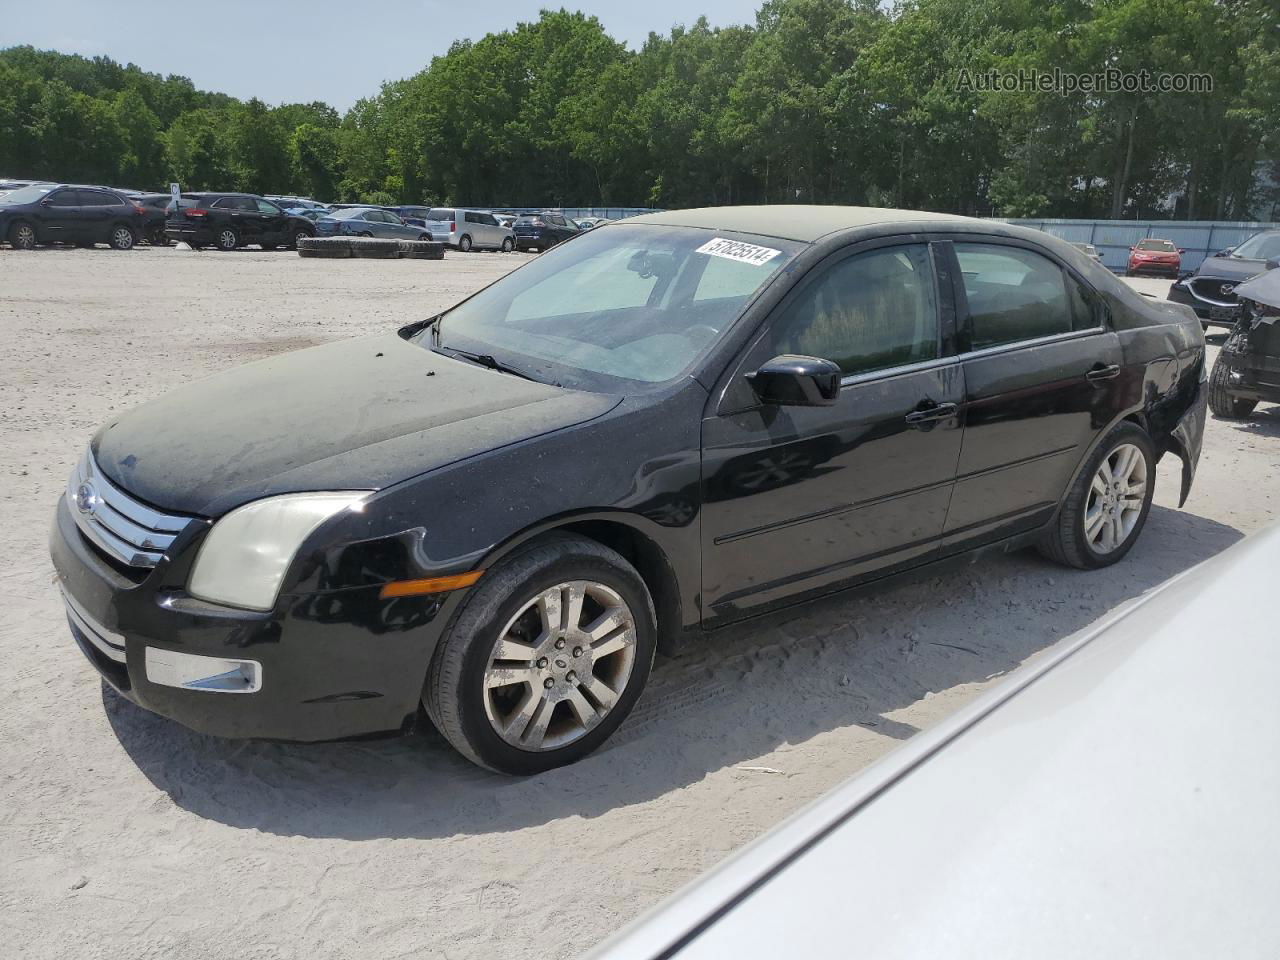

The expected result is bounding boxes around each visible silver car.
[591,522,1280,959]
[421,207,514,252]
[313,207,433,241]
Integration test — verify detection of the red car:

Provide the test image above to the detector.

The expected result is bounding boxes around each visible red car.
[1126,238,1183,278]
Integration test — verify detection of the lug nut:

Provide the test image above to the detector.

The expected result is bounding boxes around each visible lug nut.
[537,657,548,668]
[543,678,554,689]
[554,638,566,650]
[572,647,583,658]
[566,671,577,683]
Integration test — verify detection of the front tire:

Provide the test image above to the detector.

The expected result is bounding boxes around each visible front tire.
[8,221,36,250]
[424,535,657,775]
[1208,355,1257,419]
[501,237,514,252]
[216,226,239,251]
[1038,423,1155,569]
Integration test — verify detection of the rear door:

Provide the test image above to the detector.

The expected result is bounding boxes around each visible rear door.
[940,238,1122,553]
[701,239,964,622]
[77,189,119,242]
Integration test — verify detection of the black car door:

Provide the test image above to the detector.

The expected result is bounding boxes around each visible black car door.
[254,198,289,243]
[701,240,964,623]
[938,238,1123,553]
[37,188,83,243]
[77,189,118,242]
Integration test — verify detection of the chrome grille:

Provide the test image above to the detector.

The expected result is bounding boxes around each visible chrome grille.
[1189,277,1240,307]
[66,450,194,568]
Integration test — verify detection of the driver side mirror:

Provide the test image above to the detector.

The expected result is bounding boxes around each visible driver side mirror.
[1218,247,1234,257]
[749,355,841,407]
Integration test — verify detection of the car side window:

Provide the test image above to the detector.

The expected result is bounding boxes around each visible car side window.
[385,212,403,224]
[48,189,78,206]
[955,243,1096,350]
[79,191,112,206]
[255,199,280,214]
[767,244,940,377]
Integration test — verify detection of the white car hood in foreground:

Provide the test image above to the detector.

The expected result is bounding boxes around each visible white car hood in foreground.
[592,524,1280,959]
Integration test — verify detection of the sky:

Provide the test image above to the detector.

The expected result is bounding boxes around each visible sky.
[0,0,764,111]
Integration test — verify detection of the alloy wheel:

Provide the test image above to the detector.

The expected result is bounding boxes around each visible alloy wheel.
[112,226,134,250]
[13,224,35,250]
[482,580,638,752]
[218,229,237,250]
[1085,442,1147,554]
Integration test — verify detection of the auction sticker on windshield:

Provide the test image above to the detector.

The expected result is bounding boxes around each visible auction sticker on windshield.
[696,237,782,266]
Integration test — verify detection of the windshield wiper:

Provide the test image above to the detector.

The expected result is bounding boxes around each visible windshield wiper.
[435,344,543,383]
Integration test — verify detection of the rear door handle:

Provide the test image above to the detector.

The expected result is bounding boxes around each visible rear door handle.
[1086,363,1121,382]
[904,401,958,427]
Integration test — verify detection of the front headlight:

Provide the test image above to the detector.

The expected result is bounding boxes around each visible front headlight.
[188,492,366,611]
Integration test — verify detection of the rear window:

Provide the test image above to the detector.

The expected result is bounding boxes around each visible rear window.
[514,215,542,225]
[427,208,455,221]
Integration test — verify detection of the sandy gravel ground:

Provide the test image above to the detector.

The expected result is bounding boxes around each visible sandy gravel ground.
[1,249,1277,960]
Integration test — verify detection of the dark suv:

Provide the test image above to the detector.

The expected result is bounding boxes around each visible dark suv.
[165,193,315,251]
[512,211,579,251]
[0,183,147,250]
[1168,230,1280,328]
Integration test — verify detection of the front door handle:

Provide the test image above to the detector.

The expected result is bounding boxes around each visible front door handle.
[1086,363,1121,382]
[904,401,958,428]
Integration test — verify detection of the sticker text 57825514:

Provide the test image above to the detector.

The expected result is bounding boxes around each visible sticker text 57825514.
[695,237,782,267]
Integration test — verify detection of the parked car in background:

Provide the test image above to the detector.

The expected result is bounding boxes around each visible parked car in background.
[421,207,514,251]
[1071,241,1102,262]
[1125,237,1183,278]
[133,193,173,245]
[0,178,47,199]
[314,206,433,241]
[1168,228,1280,328]
[389,205,432,228]
[589,523,1280,960]
[50,206,1206,775]
[493,213,516,228]
[512,211,579,251]
[265,196,326,212]
[1208,266,1280,419]
[165,193,315,251]
[289,208,328,223]
[1,182,146,250]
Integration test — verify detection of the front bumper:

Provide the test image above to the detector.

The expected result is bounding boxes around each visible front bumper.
[1167,278,1242,325]
[50,495,447,741]
[1128,260,1180,277]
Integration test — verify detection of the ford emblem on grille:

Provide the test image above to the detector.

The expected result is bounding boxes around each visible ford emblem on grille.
[73,481,99,516]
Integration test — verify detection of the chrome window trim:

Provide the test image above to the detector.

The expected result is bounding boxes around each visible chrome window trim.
[957,326,1105,362]
[839,355,958,388]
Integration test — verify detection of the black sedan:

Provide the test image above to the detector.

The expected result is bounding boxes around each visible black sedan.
[1,183,148,250]
[51,206,1207,775]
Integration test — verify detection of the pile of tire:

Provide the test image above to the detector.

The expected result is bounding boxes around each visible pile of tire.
[296,237,351,259]
[349,238,401,259]
[398,239,446,260]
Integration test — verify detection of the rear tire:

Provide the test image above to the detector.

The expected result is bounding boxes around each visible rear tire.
[349,237,400,259]
[1208,355,1258,419]
[290,228,311,249]
[108,224,137,251]
[296,237,352,259]
[501,237,514,252]
[458,234,473,252]
[424,535,657,775]
[1038,423,1155,570]
[8,221,36,250]
[215,227,239,251]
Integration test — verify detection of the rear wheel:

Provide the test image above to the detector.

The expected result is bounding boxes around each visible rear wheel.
[216,227,239,251]
[501,237,514,252]
[109,224,136,251]
[458,234,472,252]
[424,535,656,775]
[8,221,36,250]
[1208,355,1258,419]
[290,228,311,249]
[1038,423,1155,569]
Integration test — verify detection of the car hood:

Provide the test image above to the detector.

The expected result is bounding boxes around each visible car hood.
[92,334,619,516]
[1192,255,1266,281]
[1233,269,1280,311]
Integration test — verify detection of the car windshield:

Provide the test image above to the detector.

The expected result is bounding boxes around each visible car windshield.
[1230,232,1280,261]
[0,184,55,205]
[1136,239,1175,252]
[419,223,803,391]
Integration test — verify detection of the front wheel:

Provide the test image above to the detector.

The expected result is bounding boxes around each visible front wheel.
[109,224,137,251]
[8,221,36,250]
[1208,355,1257,419]
[424,535,657,775]
[501,237,514,252]
[1038,423,1155,569]
[216,227,239,251]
